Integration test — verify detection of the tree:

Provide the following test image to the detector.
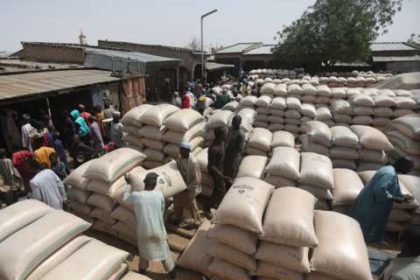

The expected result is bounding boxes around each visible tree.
[185,37,201,51]
[273,0,403,68]
[407,33,420,48]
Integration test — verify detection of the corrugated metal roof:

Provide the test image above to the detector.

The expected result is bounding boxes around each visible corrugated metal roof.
[0,69,120,102]
[85,47,180,63]
[371,42,417,52]
[373,55,420,62]
[206,62,235,71]
[244,45,274,55]
[216,43,261,54]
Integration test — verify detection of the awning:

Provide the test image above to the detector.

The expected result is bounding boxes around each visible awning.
[373,55,420,62]
[206,62,235,71]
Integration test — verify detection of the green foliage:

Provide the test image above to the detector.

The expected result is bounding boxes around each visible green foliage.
[274,0,403,67]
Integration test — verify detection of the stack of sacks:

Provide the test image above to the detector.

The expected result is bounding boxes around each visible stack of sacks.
[83,148,146,233]
[393,95,417,118]
[301,103,316,123]
[314,106,333,127]
[287,84,303,99]
[260,82,276,97]
[206,110,234,142]
[237,155,269,179]
[236,107,257,139]
[222,101,240,112]
[372,94,396,130]
[358,171,419,233]
[138,104,179,168]
[121,104,153,150]
[284,97,302,135]
[331,99,352,125]
[264,147,300,188]
[268,97,286,132]
[307,211,372,280]
[298,152,334,202]
[209,177,274,280]
[315,85,331,108]
[246,127,273,156]
[239,95,258,109]
[256,187,317,280]
[387,114,420,173]
[273,84,287,97]
[350,125,393,171]
[350,93,375,125]
[270,130,295,149]
[254,96,272,128]
[301,84,317,104]
[331,169,364,213]
[330,126,359,169]
[300,121,331,156]
[398,175,420,225]
[195,148,213,197]
[162,109,206,159]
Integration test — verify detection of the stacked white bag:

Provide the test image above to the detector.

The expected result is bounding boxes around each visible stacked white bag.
[349,91,375,126]
[195,148,214,197]
[331,168,364,213]
[264,147,300,188]
[284,97,302,135]
[208,177,274,280]
[121,104,153,151]
[254,96,272,128]
[270,130,295,150]
[246,127,272,156]
[386,114,420,173]
[256,187,317,280]
[300,121,331,156]
[398,175,420,226]
[268,97,286,132]
[330,126,359,169]
[207,110,234,142]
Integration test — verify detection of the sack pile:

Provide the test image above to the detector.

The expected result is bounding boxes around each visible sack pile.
[358,170,419,233]
[271,130,295,149]
[237,155,268,179]
[268,97,286,132]
[206,110,234,142]
[398,175,420,226]
[246,127,273,156]
[300,121,331,156]
[121,104,153,151]
[256,187,317,279]
[330,126,359,169]
[264,147,300,188]
[194,148,214,197]
[386,114,420,173]
[254,95,272,128]
[209,177,274,280]
[331,168,364,213]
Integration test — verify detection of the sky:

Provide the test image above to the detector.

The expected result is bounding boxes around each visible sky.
[1,0,419,52]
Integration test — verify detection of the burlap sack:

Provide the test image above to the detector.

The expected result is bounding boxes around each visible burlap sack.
[286,97,301,110]
[330,87,346,98]
[247,128,273,152]
[142,160,163,169]
[177,220,214,277]
[315,96,330,105]
[223,101,239,112]
[372,95,396,107]
[388,130,420,156]
[305,272,337,280]
[301,103,316,118]
[87,193,116,212]
[0,199,53,242]
[92,220,117,235]
[237,108,257,132]
[208,110,234,128]
[299,152,334,189]
[87,176,126,200]
[390,114,420,140]
[333,159,357,169]
[332,169,364,206]
[285,117,301,125]
[208,258,250,280]
[40,239,129,280]
[208,224,258,255]
[271,131,294,148]
[111,206,136,226]
[350,125,393,151]
[121,104,152,127]
[261,187,318,247]
[213,177,274,234]
[353,106,373,115]
[208,242,256,271]
[68,187,90,203]
[63,160,95,190]
[271,97,286,109]
[139,104,179,127]
[398,175,420,206]
[302,83,317,95]
[316,85,330,96]
[255,241,310,273]
[140,138,165,151]
[143,148,166,162]
[330,126,359,148]
[0,211,90,280]
[288,84,303,95]
[284,109,301,119]
[260,83,276,96]
[254,121,269,129]
[359,149,387,164]
[164,109,204,132]
[357,161,383,171]
[301,121,331,147]
[264,175,297,188]
[300,135,330,155]
[237,156,268,179]
[299,185,333,200]
[265,147,300,180]
[330,146,359,160]
[255,262,303,280]
[393,109,415,118]
[26,236,93,280]
[164,137,204,158]
[90,208,116,225]
[268,123,284,132]
[310,211,372,280]
[255,114,269,122]
[315,107,332,121]
[301,95,316,103]
[346,88,361,97]
[352,115,373,125]
[373,107,393,117]
[274,84,287,96]
[84,148,146,182]
[394,96,416,109]
[138,125,166,141]
[256,95,273,108]
[372,117,391,127]
[269,108,285,117]
[68,200,92,216]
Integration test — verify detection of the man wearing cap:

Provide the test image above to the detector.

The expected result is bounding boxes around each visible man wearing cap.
[123,172,175,279]
[110,111,124,148]
[172,141,202,227]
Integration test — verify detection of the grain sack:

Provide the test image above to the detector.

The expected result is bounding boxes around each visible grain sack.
[389,209,412,222]
[316,85,330,96]
[301,103,316,118]
[63,160,95,190]
[398,175,420,205]
[223,101,239,112]
[311,211,371,280]
[330,88,346,98]
[0,211,90,280]
[372,117,391,127]
[84,148,146,182]
[237,108,257,130]
[164,109,204,132]
[386,221,406,232]
[346,88,361,97]
[288,84,303,95]
[395,89,413,97]
[140,138,165,150]
[351,95,375,107]
[357,162,383,172]
[111,206,136,226]
[143,148,166,162]
[269,108,285,117]
[265,147,300,180]
[263,175,296,188]
[331,100,352,114]
[359,149,387,163]
[208,224,258,255]
[301,95,316,103]
[121,272,152,280]
[139,104,179,127]
[268,123,284,132]
[372,95,396,107]
[256,95,272,108]
[285,118,301,125]
[256,242,310,273]
[195,147,208,172]
[332,169,364,206]
[373,107,393,117]
[286,97,301,110]
[394,109,415,118]
[87,176,126,200]
[213,177,274,234]
[208,242,256,271]
[209,258,250,280]
[274,84,287,96]
[353,106,373,115]
[240,95,258,107]
[255,114,269,122]
[208,110,234,128]
[333,159,357,169]
[284,109,301,119]
[315,96,330,105]
[391,114,420,140]
[270,97,286,110]
[352,115,373,125]
[271,131,294,148]
[113,221,136,241]
[387,131,420,156]
[237,156,268,179]
[0,199,53,242]
[330,147,358,160]
[68,187,90,203]
[306,272,339,280]
[68,200,92,216]
[40,239,129,280]
[333,113,352,123]
[394,96,416,109]
[268,115,284,124]
[299,152,334,189]
[262,187,317,247]
[87,192,116,212]
[301,121,331,147]
[121,104,153,127]
[177,220,214,278]
[351,125,393,151]
[138,125,166,141]
[299,185,333,200]
[90,208,116,225]
[302,84,317,95]
[256,262,303,280]
[26,236,93,280]
[247,128,272,152]
[300,135,330,155]
[108,264,128,280]
[315,107,332,121]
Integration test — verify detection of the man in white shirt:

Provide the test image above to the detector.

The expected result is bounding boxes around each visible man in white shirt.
[21,114,35,151]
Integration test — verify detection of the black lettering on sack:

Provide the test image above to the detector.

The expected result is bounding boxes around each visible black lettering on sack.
[232,184,254,192]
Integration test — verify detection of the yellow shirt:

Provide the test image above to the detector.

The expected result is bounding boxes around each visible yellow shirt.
[34,147,56,168]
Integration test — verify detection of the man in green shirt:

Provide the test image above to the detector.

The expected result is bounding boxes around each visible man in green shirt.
[223,115,244,189]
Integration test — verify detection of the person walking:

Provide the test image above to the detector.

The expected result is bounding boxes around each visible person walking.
[110,111,124,148]
[123,172,176,279]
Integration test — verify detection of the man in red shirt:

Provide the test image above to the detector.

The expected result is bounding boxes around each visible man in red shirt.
[181,88,191,109]
[78,104,91,121]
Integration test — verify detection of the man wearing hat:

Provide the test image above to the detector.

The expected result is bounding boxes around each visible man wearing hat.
[110,111,124,148]
[123,172,175,279]
[172,141,202,227]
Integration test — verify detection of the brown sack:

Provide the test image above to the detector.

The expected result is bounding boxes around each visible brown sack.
[301,121,332,147]
[311,210,372,280]
[332,168,364,206]
[213,177,274,234]
[350,125,393,151]
[255,262,303,280]
[265,147,300,180]
[299,152,334,190]
[390,114,420,140]
[68,187,90,203]
[208,242,257,271]
[208,224,258,255]
[299,185,333,200]
[90,208,116,225]
[208,258,250,280]
[261,187,318,247]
